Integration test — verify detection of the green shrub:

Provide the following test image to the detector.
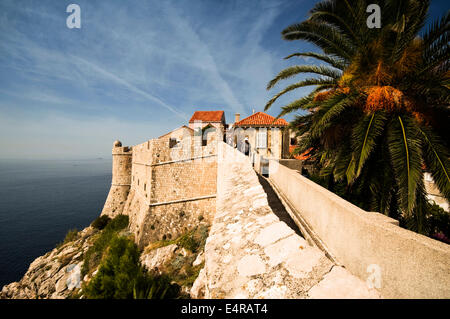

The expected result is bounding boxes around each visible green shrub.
[105,214,129,232]
[182,264,204,287]
[196,224,209,245]
[91,215,111,230]
[81,214,129,277]
[177,232,199,253]
[133,273,180,299]
[426,202,450,243]
[83,236,180,299]
[83,235,140,299]
[57,228,79,248]
[140,225,211,291]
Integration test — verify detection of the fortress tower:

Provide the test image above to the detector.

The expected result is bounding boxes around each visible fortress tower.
[101,140,132,217]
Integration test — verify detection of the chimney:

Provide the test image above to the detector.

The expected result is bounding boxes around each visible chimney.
[252,108,255,114]
[235,113,240,123]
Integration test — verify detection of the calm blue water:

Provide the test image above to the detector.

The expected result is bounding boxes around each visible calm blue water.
[0,159,112,288]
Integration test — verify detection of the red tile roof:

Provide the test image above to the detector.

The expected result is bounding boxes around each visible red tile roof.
[189,111,224,123]
[234,112,288,127]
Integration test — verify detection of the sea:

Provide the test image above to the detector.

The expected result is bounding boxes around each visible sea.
[0,158,112,288]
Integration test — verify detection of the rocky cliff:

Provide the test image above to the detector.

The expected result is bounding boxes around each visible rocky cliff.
[1,227,95,299]
[1,220,209,299]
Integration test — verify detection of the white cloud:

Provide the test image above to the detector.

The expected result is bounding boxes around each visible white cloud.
[0,0,312,158]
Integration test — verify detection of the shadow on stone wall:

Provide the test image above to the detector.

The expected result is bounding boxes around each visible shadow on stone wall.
[257,174,302,237]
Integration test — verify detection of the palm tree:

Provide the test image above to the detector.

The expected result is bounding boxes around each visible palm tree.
[265,0,449,234]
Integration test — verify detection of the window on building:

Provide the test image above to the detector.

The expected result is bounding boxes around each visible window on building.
[169,138,180,148]
[290,137,297,145]
[256,129,267,149]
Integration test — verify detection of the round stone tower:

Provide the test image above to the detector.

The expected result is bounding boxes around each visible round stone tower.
[101,140,133,217]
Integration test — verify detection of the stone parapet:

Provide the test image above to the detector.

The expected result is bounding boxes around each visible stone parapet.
[268,159,450,298]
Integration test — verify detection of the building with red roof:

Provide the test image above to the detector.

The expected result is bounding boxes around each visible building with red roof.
[229,111,291,163]
[188,111,225,130]
[187,110,226,146]
[233,112,288,127]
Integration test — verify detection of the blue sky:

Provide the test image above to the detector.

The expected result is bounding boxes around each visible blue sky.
[0,0,448,159]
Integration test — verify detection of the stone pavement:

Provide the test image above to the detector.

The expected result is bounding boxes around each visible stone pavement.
[195,146,381,298]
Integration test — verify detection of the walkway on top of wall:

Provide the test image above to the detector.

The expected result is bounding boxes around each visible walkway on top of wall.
[256,174,302,237]
[195,142,381,298]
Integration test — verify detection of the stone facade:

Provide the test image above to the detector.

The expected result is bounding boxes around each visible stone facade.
[101,126,218,248]
[227,112,291,175]
[101,143,132,217]
[231,127,286,159]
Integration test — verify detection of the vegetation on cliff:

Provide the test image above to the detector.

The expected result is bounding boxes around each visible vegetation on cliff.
[265,0,449,236]
[56,228,80,249]
[142,225,209,288]
[90,215,111,230]
[79,215,209,299]
[82,235,180,299]
[1,213,209,299]
[81,214,129,277]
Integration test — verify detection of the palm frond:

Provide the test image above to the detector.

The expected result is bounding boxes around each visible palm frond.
[281,20,355,59]
[267,65,341,90]
[419,125,450,200]
[311,93,358,139]
[284,52,347,70]
[391,0,429,63]
[421,10,450,48]
[278,97,319,118]
[387,115,423,214]
[352,111,388,179]
[265,78,337,110]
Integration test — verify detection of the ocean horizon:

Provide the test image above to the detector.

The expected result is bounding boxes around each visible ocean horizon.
[0,158,112,288]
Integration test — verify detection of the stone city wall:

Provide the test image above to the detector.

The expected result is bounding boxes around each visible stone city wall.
[103,128,218,248]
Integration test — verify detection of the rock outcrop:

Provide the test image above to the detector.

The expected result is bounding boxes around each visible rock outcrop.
[1,221,209,299]
[1,227,97,299]
[140,244,179,272]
